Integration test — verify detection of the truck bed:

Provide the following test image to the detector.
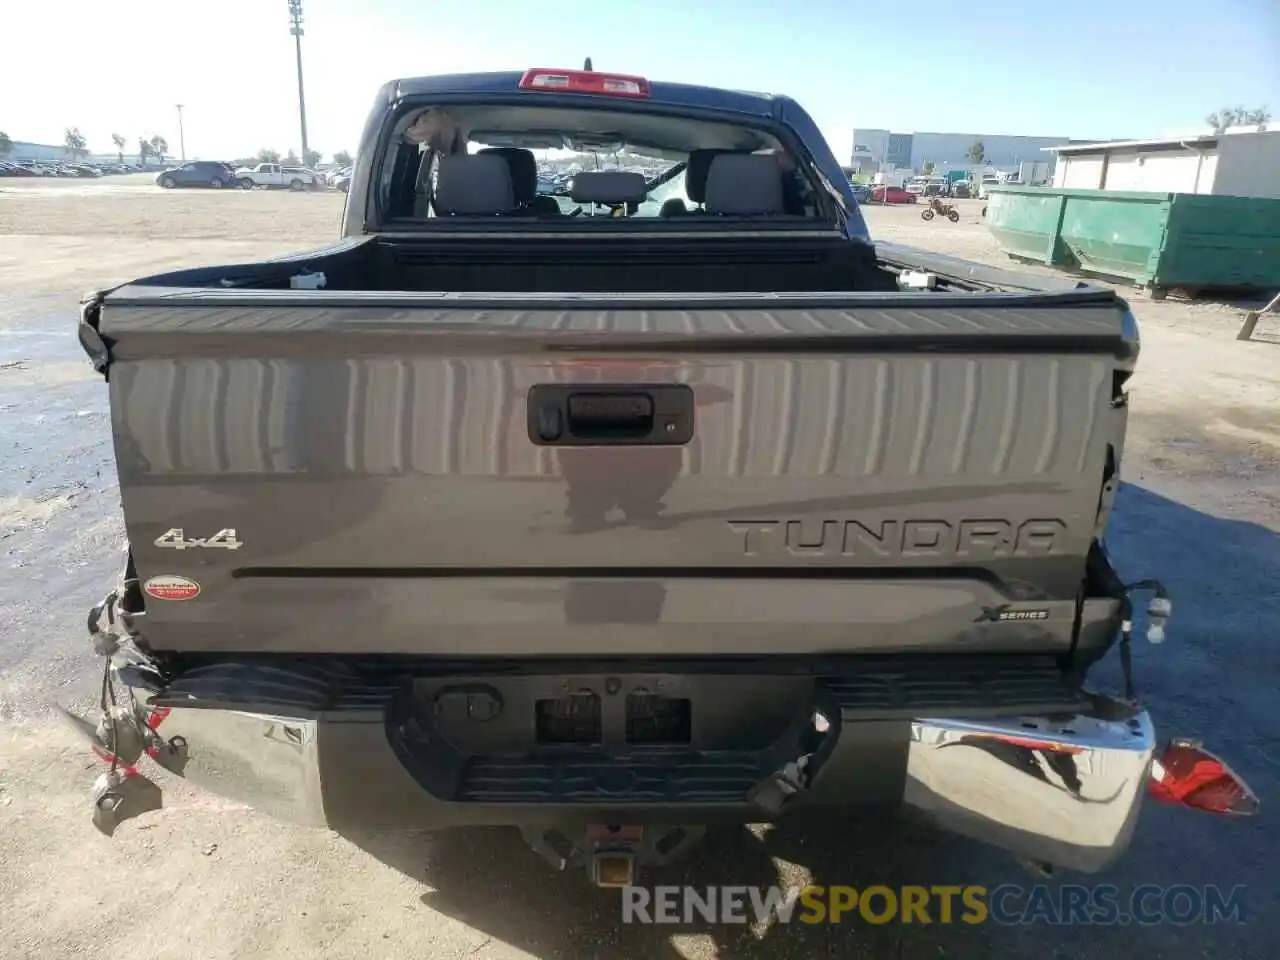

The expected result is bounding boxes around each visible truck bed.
[95,234,1075,296]
[86,240,1136,663]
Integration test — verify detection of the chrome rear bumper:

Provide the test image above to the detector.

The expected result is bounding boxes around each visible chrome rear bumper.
[139,694,1155,873]
[907,708,1154,872]
[155,708,328,828]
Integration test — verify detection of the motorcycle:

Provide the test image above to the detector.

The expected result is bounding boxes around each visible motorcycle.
[921,197,961,223]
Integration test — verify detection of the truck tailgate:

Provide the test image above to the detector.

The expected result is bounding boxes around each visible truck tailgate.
[93,289,1134,657]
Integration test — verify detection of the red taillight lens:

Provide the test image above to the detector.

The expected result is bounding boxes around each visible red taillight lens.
[519,68,650,98]
[1147,740,1259,816]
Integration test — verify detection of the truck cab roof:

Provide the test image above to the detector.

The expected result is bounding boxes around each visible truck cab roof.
[388,71,784,117]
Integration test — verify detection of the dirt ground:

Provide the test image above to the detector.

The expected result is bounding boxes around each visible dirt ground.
[0,176,1276,960]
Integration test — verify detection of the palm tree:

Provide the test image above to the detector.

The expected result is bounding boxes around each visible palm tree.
[149,135,168,164]
[303,148,321,169]
[0,131,12,158]
[64,126,89,160]
[111,134,126,164]
[966,140,988,165]
[138,137,153,168]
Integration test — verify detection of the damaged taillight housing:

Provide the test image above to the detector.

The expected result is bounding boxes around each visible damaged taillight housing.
[1147,740,1259,816]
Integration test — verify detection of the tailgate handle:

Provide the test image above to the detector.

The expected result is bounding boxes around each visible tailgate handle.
[528,384,693,446]
[567,393,653,433]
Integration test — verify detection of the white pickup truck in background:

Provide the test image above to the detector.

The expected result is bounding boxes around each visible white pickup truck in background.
[233,163,319,191]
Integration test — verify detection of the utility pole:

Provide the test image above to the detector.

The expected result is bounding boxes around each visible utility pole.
[175,104,186,161]
[288,0,309,160]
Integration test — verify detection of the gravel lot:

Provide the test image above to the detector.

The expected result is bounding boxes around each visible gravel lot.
[0,175,1276,960]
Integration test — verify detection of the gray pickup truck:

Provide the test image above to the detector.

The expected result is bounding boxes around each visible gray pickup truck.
[71,66,1255,886]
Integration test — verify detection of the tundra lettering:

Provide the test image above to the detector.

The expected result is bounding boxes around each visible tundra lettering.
[727,519,1068,558]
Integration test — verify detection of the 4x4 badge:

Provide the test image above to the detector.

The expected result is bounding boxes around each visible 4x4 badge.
[154,528,242,551]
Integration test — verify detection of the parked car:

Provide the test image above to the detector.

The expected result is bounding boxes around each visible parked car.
[156,161,238,189]
[234,162,319,191]
[0,161,37,177]
[848,182,872,203]
[977,176,1003,200]
[41,163,77,177]
[315,166,346,187]
[334,168,353,193]
[869,185,917,204]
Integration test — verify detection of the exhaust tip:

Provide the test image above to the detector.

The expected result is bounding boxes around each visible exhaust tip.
[592,851,636,888]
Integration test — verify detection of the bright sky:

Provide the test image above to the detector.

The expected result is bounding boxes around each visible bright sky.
[4,0,1277,162]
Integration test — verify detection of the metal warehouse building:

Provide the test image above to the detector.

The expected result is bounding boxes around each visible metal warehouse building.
[1048,128,1280,199]
[849,129,1074,173]
[4,140,69,162]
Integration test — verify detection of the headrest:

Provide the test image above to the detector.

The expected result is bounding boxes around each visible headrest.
[569,171,648,205]
[433,153,515,215]
[704,153,786,215]
[478,147,537,204]
[685,149,742,204]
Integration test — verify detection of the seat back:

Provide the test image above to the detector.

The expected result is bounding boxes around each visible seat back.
[684,149,744,209]
[478,147,538,205]
[704,153,787,215]
[432,154,516,215]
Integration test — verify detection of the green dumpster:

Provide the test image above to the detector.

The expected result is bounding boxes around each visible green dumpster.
[986,187,1280,294]
[983,189,1068,266]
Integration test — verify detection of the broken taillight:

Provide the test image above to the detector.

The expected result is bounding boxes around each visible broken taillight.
[1147,740,1259,816]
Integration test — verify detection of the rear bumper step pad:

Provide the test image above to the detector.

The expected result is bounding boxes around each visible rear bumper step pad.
[148,653,1088,814]
[153,653,1087,720]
